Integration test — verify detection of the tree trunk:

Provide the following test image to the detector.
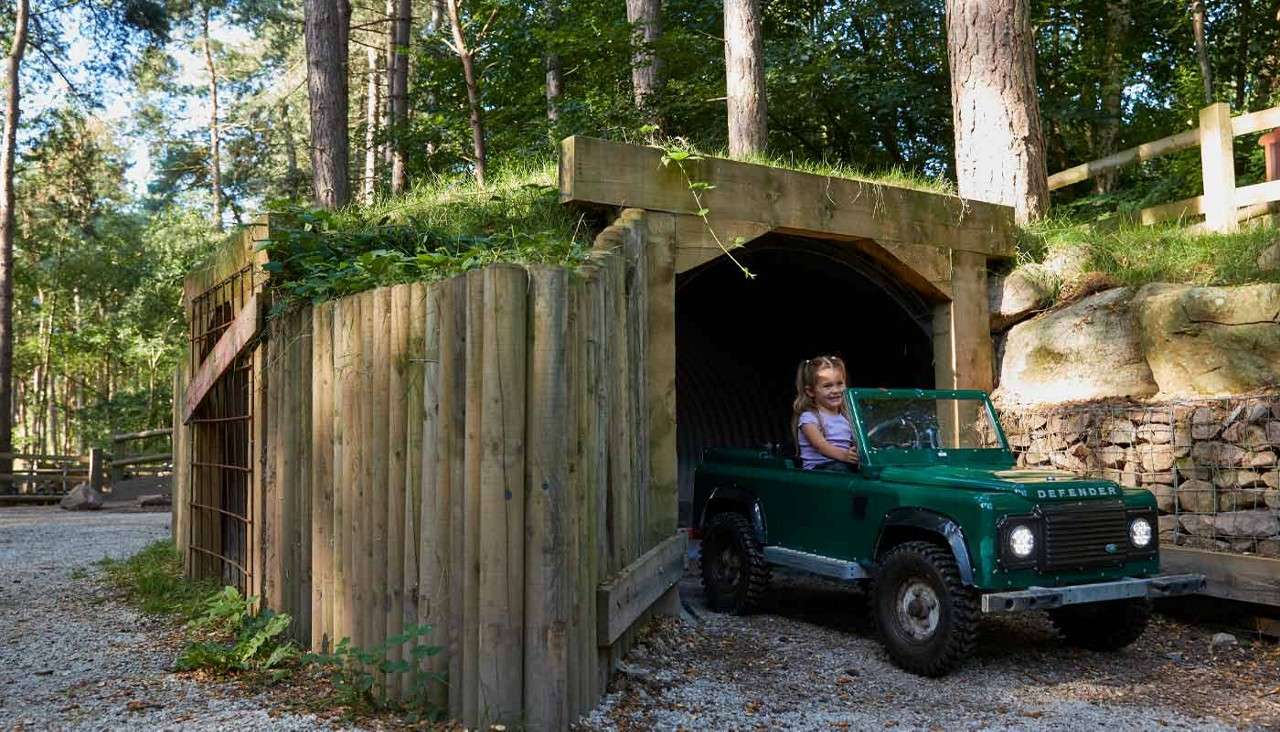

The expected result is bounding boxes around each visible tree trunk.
[946,0,1049,224]
[1190,0,1213,104]
[1094,0,1130,194]
[279,102,302,200]
[1234,0,1251,109]
[545,0,562,124]
[0,0,27,492]
[363,45,382,204]
[446,0,486,185]
[724,0,767,157]
[387,0,411,192]
[202,6,224,229]
[305,0,352,209]
[626,0,661,115]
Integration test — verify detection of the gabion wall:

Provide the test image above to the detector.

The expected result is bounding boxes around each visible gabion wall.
[998,395,1280,557]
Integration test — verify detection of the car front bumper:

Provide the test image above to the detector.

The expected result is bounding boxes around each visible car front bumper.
[980,573,1206,613]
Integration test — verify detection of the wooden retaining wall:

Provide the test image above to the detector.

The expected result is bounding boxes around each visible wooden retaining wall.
[177,209,683,729]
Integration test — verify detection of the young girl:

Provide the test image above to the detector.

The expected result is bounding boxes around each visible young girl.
[793,355,859,470]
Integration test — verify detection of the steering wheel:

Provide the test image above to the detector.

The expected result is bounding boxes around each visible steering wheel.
[867,415,921,449]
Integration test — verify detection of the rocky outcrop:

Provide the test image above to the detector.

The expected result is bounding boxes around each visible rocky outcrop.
[988,266,1053,331]
[995,283,1280,405]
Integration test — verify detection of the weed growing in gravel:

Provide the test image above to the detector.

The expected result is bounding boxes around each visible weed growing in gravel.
[304,623,445,722]
[176,587,300,679]
[98,540,217,618]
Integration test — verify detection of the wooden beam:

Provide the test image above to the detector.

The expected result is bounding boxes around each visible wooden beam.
[1234,178,1280,208]
[182,293,261,423]
[1231,105,1280,137]
[560,136,1015,258]
[596,532,687,646]
[672,214,770,273]
[1200,102,1238,233]
[1161,547,1280,607]
[1048,129,1199,191]
[1140,195,1204,225]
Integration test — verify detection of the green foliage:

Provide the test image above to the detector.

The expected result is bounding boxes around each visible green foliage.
[98,540,218,618]
[1019,217,1280,288]
[304,624,445,721]
[175,587,300,678]
[260,162,591,309]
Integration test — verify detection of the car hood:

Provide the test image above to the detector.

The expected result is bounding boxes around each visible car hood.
[877,465,1126,501]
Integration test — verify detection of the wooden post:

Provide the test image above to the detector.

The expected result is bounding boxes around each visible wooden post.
[1199,102,1237,232]
[524,265,570,731]
[311,301,335,652]
[385,285,409,695]
[461,269,485,723]
[932,250,993,446]
[644,213,678,547]
[369,288,391,691]
[402,283,428,699]
[87,448,104,491]
[442,274,470,720]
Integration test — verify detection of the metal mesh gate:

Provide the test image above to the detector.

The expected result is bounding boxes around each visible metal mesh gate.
[187,264,258,592]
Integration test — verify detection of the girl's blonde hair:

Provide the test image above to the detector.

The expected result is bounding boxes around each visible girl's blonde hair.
[791,355,851,443]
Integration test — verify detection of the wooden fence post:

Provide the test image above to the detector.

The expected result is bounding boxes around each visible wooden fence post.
[88,448,105,491]
[1199,102,1237,232]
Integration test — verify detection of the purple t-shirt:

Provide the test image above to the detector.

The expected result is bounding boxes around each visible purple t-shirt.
[797,410,855,469]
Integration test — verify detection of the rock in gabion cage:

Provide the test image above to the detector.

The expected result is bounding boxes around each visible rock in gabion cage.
[998,395,1280,557]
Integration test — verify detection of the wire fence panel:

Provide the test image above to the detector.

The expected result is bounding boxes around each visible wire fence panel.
[1000,395,1280,557]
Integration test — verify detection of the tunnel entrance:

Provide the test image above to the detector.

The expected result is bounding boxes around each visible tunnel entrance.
[675,234,936,522]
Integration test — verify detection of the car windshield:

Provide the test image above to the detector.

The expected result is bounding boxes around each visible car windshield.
[855,396,1005,451]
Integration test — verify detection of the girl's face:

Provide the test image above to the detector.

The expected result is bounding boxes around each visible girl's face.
[807,366,846,412]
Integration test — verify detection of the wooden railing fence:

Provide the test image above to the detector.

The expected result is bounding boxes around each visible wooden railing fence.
[110,428,173,481]
[0,452,95,494]
[1048,101,1280,231]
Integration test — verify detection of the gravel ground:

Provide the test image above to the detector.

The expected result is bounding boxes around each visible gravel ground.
[582,553,1280,731]
[0,505,340,731]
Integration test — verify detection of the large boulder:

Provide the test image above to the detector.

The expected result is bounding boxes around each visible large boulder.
[1134,283,1280,396]
[60,483,104,511]
[989,266,1054,331]
[995,288,1157,405]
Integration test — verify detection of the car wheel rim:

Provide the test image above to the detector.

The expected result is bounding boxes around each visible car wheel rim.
[896,579,940,641]
[715,546,742,589]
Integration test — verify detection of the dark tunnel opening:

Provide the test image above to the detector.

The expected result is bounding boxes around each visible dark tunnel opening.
[675,234,936,523]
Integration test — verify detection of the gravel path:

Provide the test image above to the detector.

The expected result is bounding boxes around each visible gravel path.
[583,554,1280,731]
[0,506,340,731]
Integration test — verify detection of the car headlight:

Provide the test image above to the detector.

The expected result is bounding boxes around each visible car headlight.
[1009,525,1036,559]
[1130,517,1153,548]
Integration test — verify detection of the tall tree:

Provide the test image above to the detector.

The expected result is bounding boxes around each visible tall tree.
[363,45,381,204]
[445,0,486,185]
[304,0,351,208]
[200,4,224,229]
[626,0,661,115]
[387,0,410,191]
[946,0,1048,223]
[545,0,562,124]
[1094,0,1130,194]
[724,0,766,156]
[1190,0,1213,103]
[0,0,29,493]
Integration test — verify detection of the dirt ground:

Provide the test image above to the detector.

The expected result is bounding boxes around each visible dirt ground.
[582,554,1280,731]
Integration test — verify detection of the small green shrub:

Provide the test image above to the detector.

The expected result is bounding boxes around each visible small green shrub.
[98,540,217,618]
[305,623,445,721]
[175,587,299,678]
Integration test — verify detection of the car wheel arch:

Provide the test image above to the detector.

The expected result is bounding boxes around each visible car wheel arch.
[874,507,976,586]
[699,485,768,545]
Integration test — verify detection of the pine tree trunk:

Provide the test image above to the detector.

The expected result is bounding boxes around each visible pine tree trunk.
[626,0,661,115]
[946,0,1049,223]
[545,0,562,124]
[279,102,302,200]
[202,6,224,229]
[724,0,767,157]
[0,0,27,492]
[1094,0,1130,194]
[305,0,352,209]
[446,0,486,185]
[1190,0,1213,104]
[363,45,382,204]
[387,0,411,192]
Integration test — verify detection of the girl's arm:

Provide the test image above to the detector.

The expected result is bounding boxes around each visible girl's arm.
[799,422,858,463]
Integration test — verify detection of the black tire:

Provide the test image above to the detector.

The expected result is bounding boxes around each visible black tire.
[1049,598,1151,651]
[872,540,978,677]
[699,512,770,614]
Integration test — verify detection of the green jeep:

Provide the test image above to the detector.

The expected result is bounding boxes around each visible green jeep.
[691,388,1205,677]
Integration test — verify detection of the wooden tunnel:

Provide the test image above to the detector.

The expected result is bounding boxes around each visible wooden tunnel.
[172,138,1015,730]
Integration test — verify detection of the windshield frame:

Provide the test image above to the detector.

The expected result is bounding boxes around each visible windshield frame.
[846,388,1011,467]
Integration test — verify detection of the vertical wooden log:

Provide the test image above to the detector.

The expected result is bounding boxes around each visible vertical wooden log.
[461,269,486,724]
[298,308,314,645]
[524,266,569,731]
[439,275,468,719]
[264,319,285,611]
[386,286,410,694]
[403,283,428,698]
[645,213,678,546]
[1199,102,1237,232]
[252,338,268,601]
[477,264,527,724]
[312,302,335,651]
[333,297,351,647]
[171,364,189,557]
[370,288,392,691]
[583,258,610,702]
[344,294,367,653]
[564,275,584,717]
[622,217,648,556]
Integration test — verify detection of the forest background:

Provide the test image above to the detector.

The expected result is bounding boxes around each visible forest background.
[0,0,1276,457]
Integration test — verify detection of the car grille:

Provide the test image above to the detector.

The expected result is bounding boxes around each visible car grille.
[1040,500,1130,571]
